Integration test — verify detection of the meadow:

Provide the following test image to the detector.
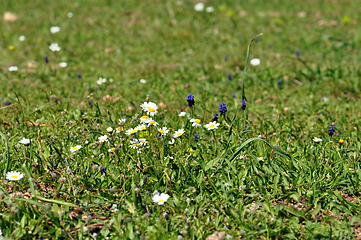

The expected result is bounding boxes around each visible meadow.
[1,0,361,239]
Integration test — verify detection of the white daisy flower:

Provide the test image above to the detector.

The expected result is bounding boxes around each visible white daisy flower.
[250,58,260,66]
[204,121,220,130]
[96,77,107,85]
[125,128,138,135]
[140,79,147,84]
[59,62,67,68]
[173,129,185,138]
[138,138,147,146]
[118,118,127,125]
[19,35,26,41]
[49,43,61,52]
[194,2,204,12]
[6,171,24,181]
[147,119,158,127]
[129,139,140,149]
[179,112,186,117]
[0,229,2,235]
[98,135,108,142]
[115,126,123,133]
[19,137,31,146]
[168,138,175,145]
[164,155,174,161]
[257,157,265,161]
[67,12,73,18]
[139,115,150,123]
[136,124,147,131]
[158,127,169,136]
[140,102,158,117]
[50,26,61,34]
[190,118,202,128]
[205,7,214,12]
[313,137,323,143]
[152,192,170,205]
[70,145,81,153]
[8,66,18,72]
[239,155,245,159]
[108,148,116,153]
[107,127,113,133]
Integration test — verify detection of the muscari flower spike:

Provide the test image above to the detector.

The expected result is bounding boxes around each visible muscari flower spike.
[219,103,227,116]
[228,73,232,81]
[193,134,198,142]
[241,100,246,111]
[187,94,195,108]
[328,124,335,136]
[100,166,106,175]
[212,113,218,122]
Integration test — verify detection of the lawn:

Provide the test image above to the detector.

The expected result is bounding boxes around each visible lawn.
[1,0,361,239]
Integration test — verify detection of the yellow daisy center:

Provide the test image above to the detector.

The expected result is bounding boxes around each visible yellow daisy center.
[177,132,182,137]
[117,127,122,131]
[195,119,201,124]
[141,116,149,119]
[141,127,146,130]
[210,124,215,128]
[147,107,156,112]
[72,147,77,150]
[11,176,18,179]
[132,143,137,146]
[130,129,137,134]
[158,199,164,203]
[149,121,155,125]
[160,130,165,133]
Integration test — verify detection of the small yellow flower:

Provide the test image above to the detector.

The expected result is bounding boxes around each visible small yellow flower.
[9,46,15,50]
[338,139,344,144]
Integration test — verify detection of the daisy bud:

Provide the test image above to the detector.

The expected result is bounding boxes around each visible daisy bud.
[51,173,57,180]
[45,203,52,211]
[143,174,148,183]
[11,206,19,214]
[83,226,89,234]
[59,177,66,184]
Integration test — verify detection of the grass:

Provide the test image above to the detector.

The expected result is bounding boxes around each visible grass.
[1,0,361,239]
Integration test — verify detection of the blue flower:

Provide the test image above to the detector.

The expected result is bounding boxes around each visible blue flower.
[4,101,11,106]
[296,50,300,58]
[232,93,236,99]
[228,73,232,81]
[193,134,198,142]
[187,94,195,108]
[212,113,218,122]
[224,54,229,61]
[89,101,93,108]
[44,56,48,63]
[277,80,282,86]
[78,72,81,79]
[241,100,246,111]
[328,124,335,136]
[100,166,106,175]
[219,103,227,116]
